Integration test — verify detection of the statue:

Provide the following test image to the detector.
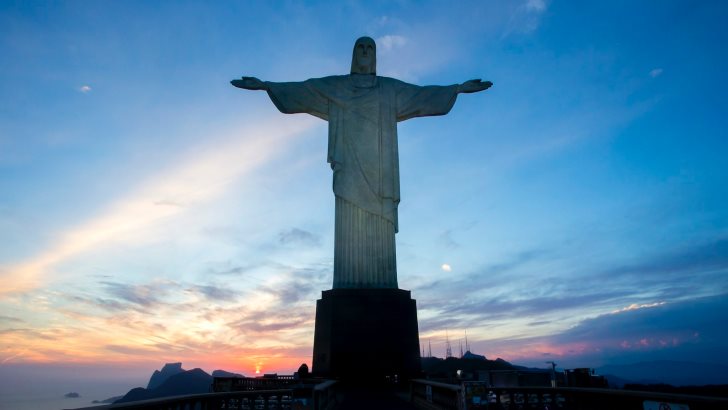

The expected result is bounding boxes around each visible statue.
[232,37,492,290]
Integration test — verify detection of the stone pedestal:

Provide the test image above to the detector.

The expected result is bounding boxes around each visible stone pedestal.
[312,288,421,381]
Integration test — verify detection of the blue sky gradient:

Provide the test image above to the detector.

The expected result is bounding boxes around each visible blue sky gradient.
[1,0,727,381]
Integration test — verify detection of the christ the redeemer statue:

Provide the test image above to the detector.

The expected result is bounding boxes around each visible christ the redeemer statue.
[232,37,491,290]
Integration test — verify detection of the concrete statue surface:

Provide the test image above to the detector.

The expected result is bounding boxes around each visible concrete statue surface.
[232,37,491,290]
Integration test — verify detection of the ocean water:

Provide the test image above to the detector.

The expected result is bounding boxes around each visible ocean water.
[0,382,131,410]
[0,365,144,410]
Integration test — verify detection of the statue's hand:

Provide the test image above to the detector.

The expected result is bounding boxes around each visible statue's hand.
[231,76,268,91]
[459,79,493,94]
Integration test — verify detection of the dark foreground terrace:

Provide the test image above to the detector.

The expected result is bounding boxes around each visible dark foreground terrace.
[67,376,728,410]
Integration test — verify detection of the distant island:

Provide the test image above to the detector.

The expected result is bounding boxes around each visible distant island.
[64,392,80,398]
[92,396,122,404]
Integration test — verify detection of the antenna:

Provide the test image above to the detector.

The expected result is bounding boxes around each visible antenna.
[459,340,464,358]
[465,329,470,352]
[428,339,432,358]
[445,331,453,359]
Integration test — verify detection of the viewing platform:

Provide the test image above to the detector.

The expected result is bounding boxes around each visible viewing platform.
[67,376,728,410]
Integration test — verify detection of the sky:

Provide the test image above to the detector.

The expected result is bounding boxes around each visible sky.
[1,0,727,384]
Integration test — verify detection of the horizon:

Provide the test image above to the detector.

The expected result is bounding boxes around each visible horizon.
[1,0,727,395]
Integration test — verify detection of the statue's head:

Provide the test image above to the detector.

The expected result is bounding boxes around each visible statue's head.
[351,36,376,75]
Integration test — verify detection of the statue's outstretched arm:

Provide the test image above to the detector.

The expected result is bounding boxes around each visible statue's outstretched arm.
[458,79,493,94]
[231,76,269,91]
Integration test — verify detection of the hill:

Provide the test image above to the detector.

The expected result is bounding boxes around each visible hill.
[147,362,184,390]
[116,368,213,404]
[421,356,516,377]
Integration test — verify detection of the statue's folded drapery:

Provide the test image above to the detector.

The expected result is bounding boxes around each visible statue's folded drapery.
[265,74,458,288]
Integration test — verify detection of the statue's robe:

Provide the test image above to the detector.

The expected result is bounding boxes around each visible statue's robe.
[266,74,459,288]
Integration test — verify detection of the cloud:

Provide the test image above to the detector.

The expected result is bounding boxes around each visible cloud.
[101,281,171,308]
[417,248,549,293]
[376,34,408,52]
[79,85,92,93]
[0,327,62,342]
[278,228,321,247]
[230,313,311,335]
[441,264,452,272]
[649,68,664,78]
[551,294,728,345]
[502,0,549,36]
[525,0,547,13]
[104,344,160,356]
[612,302,665,314]
[432,290,628,325]
[0,315,23,324]
[0,117,316,295]
[207,264,256,276]
[415,236,728,348]
[67,294,128,312]
[154,199,184,207]
[189,285,237,302]
[259,265,329,305]
[597,238,728,287]
[484,294,728,368]
[87,280,240,311]
[19,260,328,367]
[425,237,728,323]
[438,230,460,249]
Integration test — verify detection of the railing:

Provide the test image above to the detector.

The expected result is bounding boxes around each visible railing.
[410,379,728,410]
[212,376,307,392]
[312,380,337,410]
[66,381,338,410]
[411,379,462,410]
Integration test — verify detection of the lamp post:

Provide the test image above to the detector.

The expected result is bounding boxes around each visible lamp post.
[545,361,557,388]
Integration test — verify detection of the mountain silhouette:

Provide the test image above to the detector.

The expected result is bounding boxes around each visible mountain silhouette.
[211,369,244,378]
[147,362,184,390]
[116,368,213,404]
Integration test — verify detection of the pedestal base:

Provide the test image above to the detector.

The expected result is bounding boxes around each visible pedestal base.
[312,288,421,381]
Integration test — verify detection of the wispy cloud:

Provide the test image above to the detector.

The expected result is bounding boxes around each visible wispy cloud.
[501,0,549,36]
[597,238,728,287]
[612,302,665,314]
[153,199,184,207]
[413,235,728,361]
[649,68,664,78]
[0,118,316,295]
[525,0,547,13]
[101,280,173,308]
[0,283,313,369]
[462,294,728,369]
[0,260,330,368]
[207,264,256,276]
[544,294,728,364]
[229,313,311,335]
[189,285,238,302]
[0,315,23,324]
[417,248,549,293]
[376,34,408,52]
[438,230,460,249]
[259,266,329,305]
[278,228,321,247]
[79,85,92,93]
